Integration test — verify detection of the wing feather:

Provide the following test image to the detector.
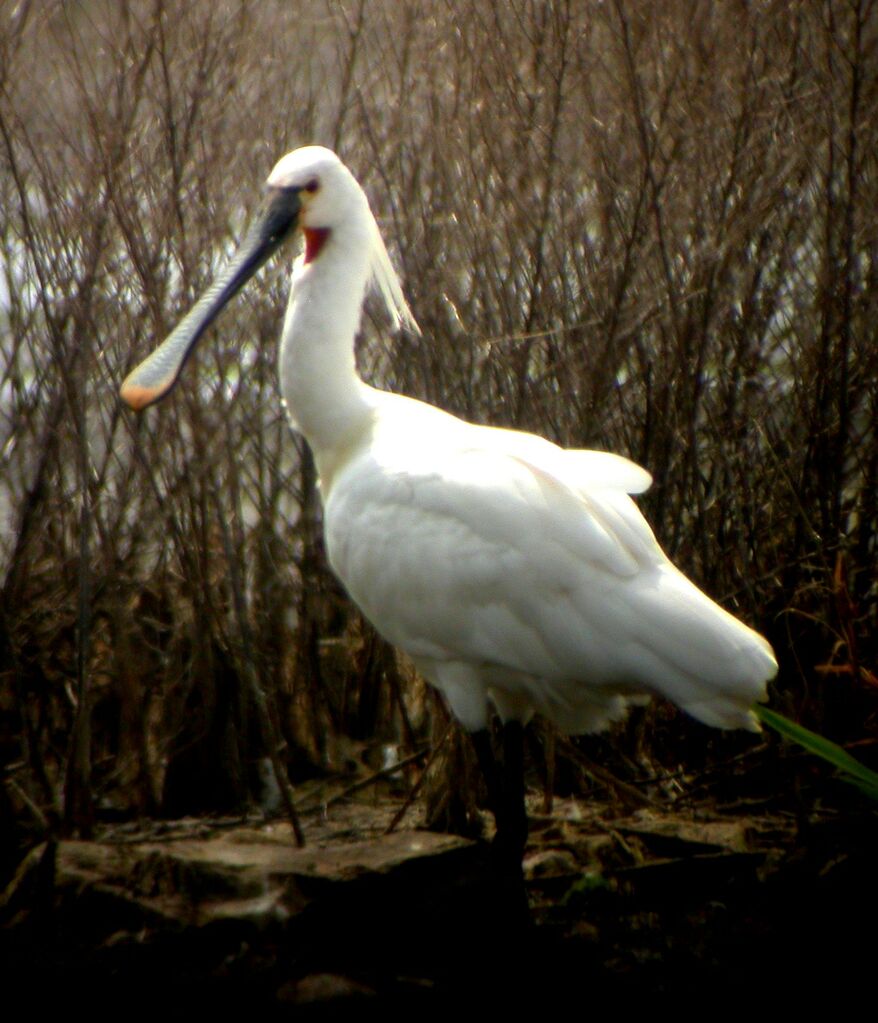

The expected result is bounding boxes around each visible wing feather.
[322,394,774,733]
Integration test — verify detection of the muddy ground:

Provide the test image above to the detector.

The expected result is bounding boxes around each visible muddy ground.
[2,761,875,1014]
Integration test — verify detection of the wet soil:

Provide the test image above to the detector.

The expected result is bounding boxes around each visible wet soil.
[2,782,875,1014]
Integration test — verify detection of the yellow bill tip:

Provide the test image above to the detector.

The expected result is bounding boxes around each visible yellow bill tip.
[120,378,166,411]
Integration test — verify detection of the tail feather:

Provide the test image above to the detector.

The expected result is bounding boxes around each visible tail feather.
[625,564,776,729]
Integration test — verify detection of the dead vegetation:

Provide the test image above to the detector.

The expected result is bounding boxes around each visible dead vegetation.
[1,0,876,866]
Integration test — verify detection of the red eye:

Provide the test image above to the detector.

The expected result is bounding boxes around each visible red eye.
[303,178,319,193]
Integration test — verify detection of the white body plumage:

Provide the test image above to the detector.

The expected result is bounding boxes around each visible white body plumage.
[271,147,776,736]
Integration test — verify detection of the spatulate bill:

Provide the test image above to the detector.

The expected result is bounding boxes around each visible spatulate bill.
[120,187,301,410]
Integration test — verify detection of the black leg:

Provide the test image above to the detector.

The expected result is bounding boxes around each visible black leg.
[469,722,529,879]
[497,720,528,869]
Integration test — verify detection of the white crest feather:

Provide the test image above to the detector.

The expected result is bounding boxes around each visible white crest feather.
[367,213,421,335]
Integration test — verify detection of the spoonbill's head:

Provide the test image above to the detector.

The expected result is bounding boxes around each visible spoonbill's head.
[266,145,367,235]
[120,145,416,412]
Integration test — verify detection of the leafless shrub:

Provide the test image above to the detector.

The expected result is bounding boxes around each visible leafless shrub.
[1,0,876,839]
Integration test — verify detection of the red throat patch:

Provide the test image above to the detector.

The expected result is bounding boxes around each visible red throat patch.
[304,227,331,263]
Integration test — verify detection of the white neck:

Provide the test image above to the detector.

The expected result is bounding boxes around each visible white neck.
[278,218,375,485]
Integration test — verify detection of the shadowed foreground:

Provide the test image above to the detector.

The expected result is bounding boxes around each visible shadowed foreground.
[3,791,875,1012]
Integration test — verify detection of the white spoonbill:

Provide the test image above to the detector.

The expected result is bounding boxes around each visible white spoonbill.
[121,146,777,869]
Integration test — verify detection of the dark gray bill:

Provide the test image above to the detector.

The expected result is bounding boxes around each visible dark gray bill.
[120,187,301,410]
